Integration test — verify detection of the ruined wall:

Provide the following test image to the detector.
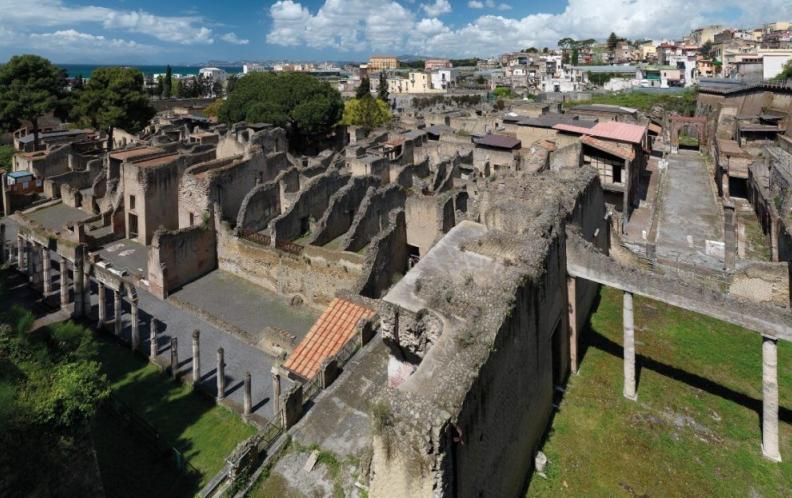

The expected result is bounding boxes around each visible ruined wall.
[271,171,351,243]
[342,184,406,252]
[473,147,516,175]
[355,209,408,298]
[729,261,790,307]
[309,175,380,246]
[549,142,582,172]
[405,192,455,256]
[147,225,217,298]
[236,181,281,234]
[217,221,364,308]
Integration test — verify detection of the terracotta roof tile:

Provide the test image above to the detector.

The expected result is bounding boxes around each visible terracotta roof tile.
[283,298,376,381]
[581,135,636,161]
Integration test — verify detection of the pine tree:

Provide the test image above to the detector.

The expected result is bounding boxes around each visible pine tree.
[356,76,371,99]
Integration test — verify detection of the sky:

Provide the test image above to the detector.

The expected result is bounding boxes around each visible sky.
[0,0,791,64]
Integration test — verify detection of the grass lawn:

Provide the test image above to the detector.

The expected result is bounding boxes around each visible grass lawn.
[527,286,792,497]
[96,337,256,488]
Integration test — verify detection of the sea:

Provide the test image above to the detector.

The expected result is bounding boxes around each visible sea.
[59,64,244,78]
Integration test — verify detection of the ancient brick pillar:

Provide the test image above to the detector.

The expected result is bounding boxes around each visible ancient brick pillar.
[113,290,122,337]
[41,246,52,294]
[149,319,158,358]
[623,291,637,401]
[567,276,578,374]
[130,300,140,351]
[170,337,179,378]
[72,245,85,318]
[192,330,200,385]
[59,256,69,308]
[271,367,281,419]
[217,348,226,401]
[97,283,107,328]
[243,372,252,416]
[16,235,24,270]
[762,337,781,462]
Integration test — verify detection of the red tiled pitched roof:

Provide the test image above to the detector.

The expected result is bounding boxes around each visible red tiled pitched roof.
[283,298,376,381]
[554,121,647,144]
[581,135,636,161]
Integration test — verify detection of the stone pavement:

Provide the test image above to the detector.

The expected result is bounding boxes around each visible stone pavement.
[654,150,725,273]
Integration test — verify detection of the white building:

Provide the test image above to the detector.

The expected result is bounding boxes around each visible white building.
[243,63,267,74]
[199,67,228,82]
[758,49,792,80]
[430,69,456,90]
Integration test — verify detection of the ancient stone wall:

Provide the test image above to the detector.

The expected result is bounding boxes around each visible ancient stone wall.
[342,184,406,253]
[147,224,217,298]
[549,142,582,172]
[355,209,408,298]
[216,220,364,308]
[405,192,455,256]
[309,175,381,246]
[236,181,281,234]
[271,170,351,243]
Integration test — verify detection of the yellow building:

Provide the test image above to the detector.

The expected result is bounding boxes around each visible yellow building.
[368,56,399,71]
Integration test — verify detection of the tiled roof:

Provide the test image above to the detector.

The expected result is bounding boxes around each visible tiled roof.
[581,135,635,161]
[554,121,647,145]
[283,298,376,381]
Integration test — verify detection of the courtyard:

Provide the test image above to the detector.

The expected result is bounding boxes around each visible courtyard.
[527,287,792,497]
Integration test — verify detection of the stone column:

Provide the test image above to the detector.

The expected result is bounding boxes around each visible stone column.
[97,283,107,328]
[130,300,140,351]
[0,223,5,263]
[41,246,52,294]
[149,319,158,358]
[762,337,782,462]
[192,330,201,385]
[72,245,85,317]
[170,337,179,378]
[16,235,24,270]
[216,348,226,401]
[243,372,252,416]
[59,257,69,308]
[24,240,32,277]
[30,244,41,289]
[567,276,578,374]
[771,217,779,263]
[623,291,637,401]
[113,290,122,337]
[82,271,91,314]
[272,367,282,419]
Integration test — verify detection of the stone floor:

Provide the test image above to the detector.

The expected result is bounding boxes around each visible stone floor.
[95,238,148,278]
[654,150,725,273]
[170,270,319,342]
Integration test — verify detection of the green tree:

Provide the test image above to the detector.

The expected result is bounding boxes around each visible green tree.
[156,76,164,98]
[607,32,620,51]
[0,55,67,150]
[775,60,792,82]
[72,75,84,91]
[226,73,239,95]
[72,67,155,150]
[341,96,391,134]
[204,99,224,119]
[378,72,389,101]
[219,72,343,144]
[356,76,371,99]
[164,65,173,98]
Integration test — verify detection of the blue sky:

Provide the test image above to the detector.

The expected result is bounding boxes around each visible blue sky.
[0,0,790,64]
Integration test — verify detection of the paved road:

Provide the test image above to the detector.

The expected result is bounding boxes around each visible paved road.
[655,151,725,273]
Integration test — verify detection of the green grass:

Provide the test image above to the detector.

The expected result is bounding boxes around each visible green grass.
[527,286,792,497]
[96,338,256,486]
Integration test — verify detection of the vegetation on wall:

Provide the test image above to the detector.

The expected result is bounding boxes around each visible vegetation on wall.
[411,94,483,110]
[563,88,698,115]
[773,60,792,82]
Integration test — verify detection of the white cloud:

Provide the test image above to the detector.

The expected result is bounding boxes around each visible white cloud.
[421,0,451,17]
[221,32,250,45]
[497,3,511,11]
[0,0,215,45]
[28,29,149,51]
[266,0,792,57]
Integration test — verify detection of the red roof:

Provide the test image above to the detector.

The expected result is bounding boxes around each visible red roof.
[553,121,647,145]
[581,135,635,161]
[283,298,376,381]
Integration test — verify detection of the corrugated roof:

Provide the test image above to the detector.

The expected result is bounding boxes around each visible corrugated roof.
[474,134,521,149]
[554,121,646,145]
[283,298,376,381]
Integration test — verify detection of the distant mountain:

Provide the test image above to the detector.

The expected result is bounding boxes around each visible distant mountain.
[396,54,429,62]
